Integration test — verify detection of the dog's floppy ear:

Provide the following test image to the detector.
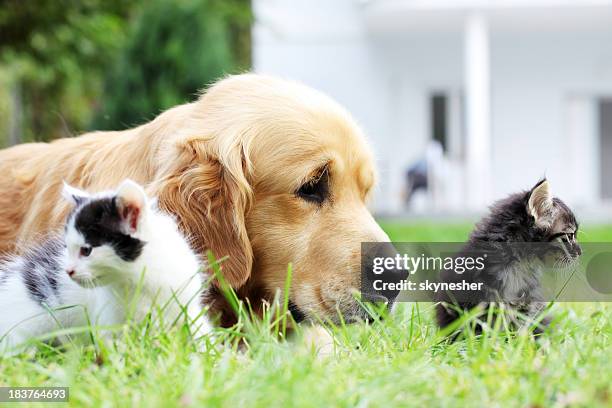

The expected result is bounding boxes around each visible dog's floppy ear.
[153,138,253,289]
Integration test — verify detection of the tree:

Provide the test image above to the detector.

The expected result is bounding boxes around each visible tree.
[93,0,252,131]
[0,0,252,143]
[0,0,135,143]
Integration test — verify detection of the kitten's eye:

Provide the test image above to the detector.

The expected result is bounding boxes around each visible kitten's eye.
[564,232,577,242]
[80,246,92,257]
[548,232,569,242]
[296,166,330,204]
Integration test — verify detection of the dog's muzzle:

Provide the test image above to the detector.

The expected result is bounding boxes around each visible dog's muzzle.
[361,242,406,307]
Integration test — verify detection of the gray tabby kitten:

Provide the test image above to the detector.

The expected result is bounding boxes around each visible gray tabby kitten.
[436,179,581,335]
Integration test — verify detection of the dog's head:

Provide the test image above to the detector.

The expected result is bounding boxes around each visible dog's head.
[153,74,391,324]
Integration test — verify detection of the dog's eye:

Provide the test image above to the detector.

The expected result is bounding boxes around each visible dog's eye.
[296,167,329,204]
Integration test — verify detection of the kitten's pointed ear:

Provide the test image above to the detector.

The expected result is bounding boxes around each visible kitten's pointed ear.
[62,182,89,206]
[116,179,148,234]
[528,179,553,223]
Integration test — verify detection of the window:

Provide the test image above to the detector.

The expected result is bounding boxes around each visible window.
[430,93,448,152]
[600,99,612,199]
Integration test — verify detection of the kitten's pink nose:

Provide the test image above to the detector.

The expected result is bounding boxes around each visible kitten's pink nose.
[67,269,75,277]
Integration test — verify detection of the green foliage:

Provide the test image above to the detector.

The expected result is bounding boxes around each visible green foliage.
[0,0,134,142]
[93,0,252,130]
[0,0,252,142]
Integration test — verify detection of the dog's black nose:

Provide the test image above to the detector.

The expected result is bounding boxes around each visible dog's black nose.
[361,242,406,307]
[367,293,390,304]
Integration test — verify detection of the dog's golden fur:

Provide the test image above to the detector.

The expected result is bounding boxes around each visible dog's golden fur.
[0,74,388,325]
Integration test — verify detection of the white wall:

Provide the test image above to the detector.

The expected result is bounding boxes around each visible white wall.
[368,33,464,213]
[490,30,612,207]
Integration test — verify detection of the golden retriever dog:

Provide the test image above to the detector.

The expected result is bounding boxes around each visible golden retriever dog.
[0,74,391,327]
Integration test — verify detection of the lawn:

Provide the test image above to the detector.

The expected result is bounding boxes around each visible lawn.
[0,222,610,407]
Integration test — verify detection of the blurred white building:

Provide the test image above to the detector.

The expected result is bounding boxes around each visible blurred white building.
[253,0,612,215]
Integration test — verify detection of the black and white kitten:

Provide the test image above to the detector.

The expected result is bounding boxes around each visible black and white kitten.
[436,179,581,334]
[0,180,211,354]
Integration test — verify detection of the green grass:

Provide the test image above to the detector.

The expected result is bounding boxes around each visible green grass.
[379,220,612,242]
[0,223,610,407]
